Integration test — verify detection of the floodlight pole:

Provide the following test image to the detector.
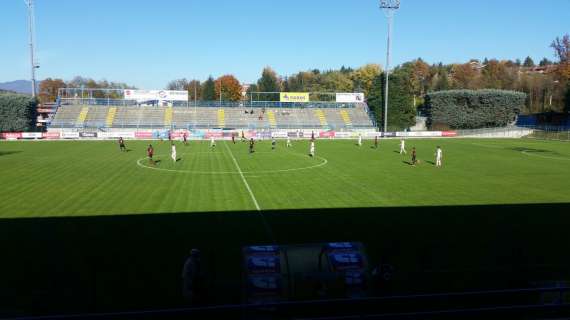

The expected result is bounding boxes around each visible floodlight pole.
[380,0,400,132]
[25,0,38,97]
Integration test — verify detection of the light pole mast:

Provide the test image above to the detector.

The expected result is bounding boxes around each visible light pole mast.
[25,0,39,98]
[380,0,400,132]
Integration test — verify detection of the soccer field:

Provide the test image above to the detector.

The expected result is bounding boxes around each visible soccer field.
[1,138,569,218]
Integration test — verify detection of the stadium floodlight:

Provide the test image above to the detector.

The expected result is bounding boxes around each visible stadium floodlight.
[24,0,39,98]
[379,0,400,132]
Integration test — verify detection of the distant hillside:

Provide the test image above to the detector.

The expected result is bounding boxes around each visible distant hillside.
[0,80,40,95]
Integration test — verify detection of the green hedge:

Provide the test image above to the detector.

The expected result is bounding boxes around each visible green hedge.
[425,89,526,129]
[0,93,38,132]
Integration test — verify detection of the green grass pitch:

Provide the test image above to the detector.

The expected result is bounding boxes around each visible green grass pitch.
[0,138,569,218]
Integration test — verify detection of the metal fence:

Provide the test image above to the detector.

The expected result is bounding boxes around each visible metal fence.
[47,121,376,131]
[452,125,570,141]
[525,126,570,141]
[59,98,360,109]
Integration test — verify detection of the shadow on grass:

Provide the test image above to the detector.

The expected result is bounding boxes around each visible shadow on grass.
[0,203,569,317]
[426,160,435,165]
[509,147,559,154]
[0,151,22,157]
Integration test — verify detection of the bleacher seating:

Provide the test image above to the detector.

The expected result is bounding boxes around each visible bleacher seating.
[50,103,375,130]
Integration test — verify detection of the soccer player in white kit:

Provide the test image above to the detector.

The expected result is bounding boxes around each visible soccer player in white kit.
[399,138,406,154]
[358,133,362,147]
[435,146,443,167]
[171,143,177,162]
[309,141,315,157]
[210,137,216,149]
[286,136,292,147]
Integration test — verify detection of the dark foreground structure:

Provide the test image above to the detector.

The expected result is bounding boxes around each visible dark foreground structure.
[1,203,569,319]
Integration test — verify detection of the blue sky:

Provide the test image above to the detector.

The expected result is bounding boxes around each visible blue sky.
[1,0,569,89]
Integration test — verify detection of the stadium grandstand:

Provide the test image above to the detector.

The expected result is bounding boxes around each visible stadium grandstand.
[48,88,376,132]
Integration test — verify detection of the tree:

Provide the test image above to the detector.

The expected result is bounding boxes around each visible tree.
[450,63,480,89]
[39,78,66,103]
[350,64,381,97]
[481,60,515,89]
[539,58,553,66]
[166,78,189,91]
[407,59,431,105]
[368,68,415,131]
[215,75,242,101]
[565,83,570,113]
[551,34,570,81]
[256,67,281,101]
[201,76,216,101]
[432,71,450,91]
[523,56,535,67]
[188,80,201,101]
[321,71,353,92]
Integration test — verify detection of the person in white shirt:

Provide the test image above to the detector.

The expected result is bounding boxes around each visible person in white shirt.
[286,136,292,147]
[309,140,315,157]
[399,138,406,154]
[435,146,443,167]
[171,143,177,162]
[210,137,216,149]
[358,133,362,147]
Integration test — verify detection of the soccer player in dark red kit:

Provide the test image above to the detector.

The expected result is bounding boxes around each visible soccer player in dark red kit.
[411,147,417,166]
[183,131,188,146]
[118,137,126,152]
[147,144,155,165]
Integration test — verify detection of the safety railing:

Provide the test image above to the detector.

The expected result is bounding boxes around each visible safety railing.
[59,98,360,109]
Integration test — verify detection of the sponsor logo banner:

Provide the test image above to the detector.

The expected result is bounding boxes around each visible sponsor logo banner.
[190,130,205,138]
[319,131,335,138]
[334,131,352,138]
[124,89,188,102]
[271,131,288,138]
[205,131,223,138]
[279,92,309,103]
[79,132,98,138]
[256,131,272,139]
[21,132,43,139]
[42,132,60,139]
[383,132,397,137]
[61,132,80,139]
[336,92,365,103]
[135,131,153,139]
[396,131,442,137]
[365,132,382,137]
[98,132,135,139]
[2,132,22,139]
[442,131,457,137]
[287,131,301,138]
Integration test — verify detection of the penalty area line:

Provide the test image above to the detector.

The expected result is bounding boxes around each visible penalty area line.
[223,141,261,211]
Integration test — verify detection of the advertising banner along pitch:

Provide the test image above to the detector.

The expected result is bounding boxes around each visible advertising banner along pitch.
[280,92,309,103]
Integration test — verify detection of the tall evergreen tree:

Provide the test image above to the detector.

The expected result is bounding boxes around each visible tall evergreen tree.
[256,67,281,101]
[368,69,416,131]
[201,76,216,101]
[523,56,535,67]
[539,58,553,66]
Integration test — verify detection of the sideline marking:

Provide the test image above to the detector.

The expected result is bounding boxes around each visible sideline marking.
[224,142,261,211]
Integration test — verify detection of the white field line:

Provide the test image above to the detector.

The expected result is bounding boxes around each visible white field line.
[223,142,261,211]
